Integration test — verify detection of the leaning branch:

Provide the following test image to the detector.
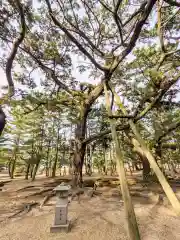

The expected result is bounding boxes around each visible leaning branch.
[83,123,129,145]
[113,0,124,46]
[134,71,180,120]
[85,72,180,145]
[122,1,147,27]
[5,0,26,97]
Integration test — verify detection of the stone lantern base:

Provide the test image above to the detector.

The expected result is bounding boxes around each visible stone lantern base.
[50,220,70,233]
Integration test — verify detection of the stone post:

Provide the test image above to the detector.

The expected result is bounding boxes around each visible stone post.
[50,184,71,233]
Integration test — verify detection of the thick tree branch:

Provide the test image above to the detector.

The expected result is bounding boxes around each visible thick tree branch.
[85,82,104,107]
[1,36,75,97]
[98,0,113,13]
[161,143,179,150]
[83,123,129,145]
[5,0,26,97]
[156,117,180,143]
[45,0,105,71]
[113,0,124,46]
[157,0,165,53]
[122,1,147,27]
[134,71,180,120]
[156,48,180,70]
[86,72,180,145]
[108,115,134,119]
[24,102,46,114]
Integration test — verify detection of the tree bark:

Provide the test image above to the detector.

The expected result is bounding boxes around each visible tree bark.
[32,163,39,181]
[30,165,34,178]
[72,83,104,186]
[45,139,51,177]
[32,126,44,181]
[72,104,89,186]
[25,164,30,180]
[8,160,12,178]
[52,128,60,178]
[139,153,151,181]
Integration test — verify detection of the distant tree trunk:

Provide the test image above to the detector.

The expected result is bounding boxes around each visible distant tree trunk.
[85,145,92,176]
[10,134,20,179]
[10,159,16,179]
[45,139,51,177]
[32,124,44,181]
[32,163,39,181]
[52,128,60,178]
[8,160,12,178]
[103,145,107,175]
[30,165,34,178]
[25,164,30,180]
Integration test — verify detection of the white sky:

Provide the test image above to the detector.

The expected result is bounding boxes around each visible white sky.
[0,68,7,96]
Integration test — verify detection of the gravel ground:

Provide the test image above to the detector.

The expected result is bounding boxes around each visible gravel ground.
[1,175,180,240]
[0,195,180,240]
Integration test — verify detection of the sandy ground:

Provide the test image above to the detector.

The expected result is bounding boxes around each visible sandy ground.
[0,174,180,240]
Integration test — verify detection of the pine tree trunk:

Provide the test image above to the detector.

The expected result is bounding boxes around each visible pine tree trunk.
[142,157,151,181]
[10,159,16,179]
[72,113,88,187]
[52,158,58,178]
[8,161,12,178]
[25,164,30,180]
[72,144,86,187]
[136,151,151,181]
[52,128,60,178]
[30,165,34,178]
[45,139,51,177]
[32,124,44,181]
[32,163,39,181]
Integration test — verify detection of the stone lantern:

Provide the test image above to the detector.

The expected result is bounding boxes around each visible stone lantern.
[50,184,71,233]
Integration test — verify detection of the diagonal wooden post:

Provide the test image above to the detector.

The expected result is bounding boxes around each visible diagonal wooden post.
[110,83,180,215]
[104,82,141,240]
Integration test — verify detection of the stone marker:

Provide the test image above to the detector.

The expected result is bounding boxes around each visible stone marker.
[50,183,71,233]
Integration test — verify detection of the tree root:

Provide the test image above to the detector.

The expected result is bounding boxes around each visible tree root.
[24,187,54,198]
[39,191,56,209]
[86,190,102,198]
[17,185,35,192]
[0,180,12,187]
[8,202,39,219]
